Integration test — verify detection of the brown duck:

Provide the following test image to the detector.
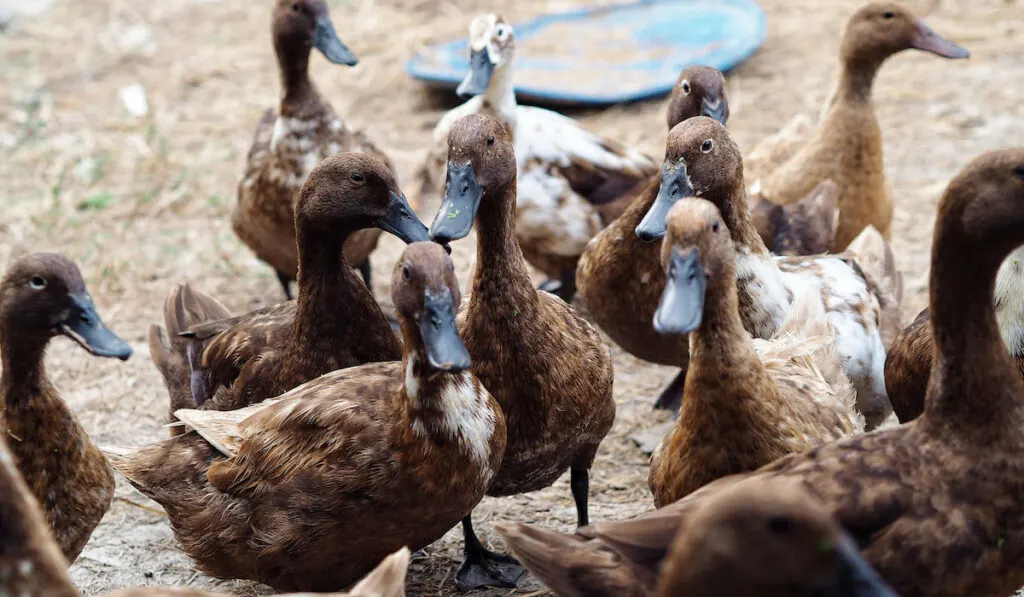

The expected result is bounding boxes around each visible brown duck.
[648,199,862,507]
[0,420,410,597]
[0,253,131,563]
[234,0,394,299]
[507,148,1024,597]
[576,65,728,410]
[150,153,429,425]
[429,113,616,591]
[885,246,1024,421]
[109,241,506,592]
[754,2,969,251]
[497,477,896,597]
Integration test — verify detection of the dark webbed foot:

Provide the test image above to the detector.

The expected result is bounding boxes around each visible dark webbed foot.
[538,269,577,303]
[456,515,526,592]
[652,368,686,413]
[275,269,294,301]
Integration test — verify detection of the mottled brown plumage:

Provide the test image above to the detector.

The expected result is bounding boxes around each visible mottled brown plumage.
[0,253,131,563]
[497,477,894,597]
[0,426,410,597]
[576,66,728,408]
[110,242,505,592]
[234,0,394,299]
[523,148,1024,597]
[429,113,615,589]
[648,200,862,507]
[750,179,840,256]
[756,2,969,250]
[886,247,1024,421]
[151,154,426,420]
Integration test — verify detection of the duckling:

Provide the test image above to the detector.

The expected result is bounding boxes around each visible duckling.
[0,253,132,563]
[636,117,901,428]
[416,14,658,301]
[0,420,411,597]
[496,477,895,597]
[576,65,729,411]
[556,149,1024,597]
[649,199,862,506]
[234,0,394,299]
[754,2,969,251]
[108,241,505,592]
[151,154,429,421]
[428,113,615,590]
[886,246,1024,422]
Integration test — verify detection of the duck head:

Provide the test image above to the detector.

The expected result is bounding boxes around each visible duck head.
[0,254,132,361]
[296,153,433,246]
[666,66,729,129]
[637,117,743,242]
[840,3,968,66]
[656,479,897,597]
[457,14,516,98]
[429,114,516,244]
[273,0,357,70]
[653,199,733,335]
[392,242,470,373]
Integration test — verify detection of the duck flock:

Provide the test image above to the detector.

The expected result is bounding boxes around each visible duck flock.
[3,1,1024,596]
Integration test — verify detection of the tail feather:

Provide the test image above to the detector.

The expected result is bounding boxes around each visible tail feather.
[350,547,410,597]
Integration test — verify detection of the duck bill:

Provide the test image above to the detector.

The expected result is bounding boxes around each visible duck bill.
[653,246,706,335]
[822,535,898,597]
[59,294,133,361]
[313,16,359,66]
[636,161,695,242]
[910,20,969,59]
[419,288,471,373]
[376,191,432,245]
[430,162,482,243]
[700,97,728,125]
[456,48,495,98]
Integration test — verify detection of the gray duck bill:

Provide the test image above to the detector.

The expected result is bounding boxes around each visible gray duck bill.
[636,161,696,242]
[59,293,133,361]
[430,162,483,244]
[377,191,432,245]
[653,246,706,336]
[419,287,471,373]
[313,16,358,66]
[456,48,495,98]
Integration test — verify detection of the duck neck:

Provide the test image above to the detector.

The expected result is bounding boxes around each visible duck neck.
[713,181,771,256]
[0,440,80,596]
[485,61,518,122]
[275,40,318,112]
[471,181,535,306]
[0,323,50,408]
[924,228,1024,430]
[292,220,373,354]
[836,55,882,106]
[690,260,761,367]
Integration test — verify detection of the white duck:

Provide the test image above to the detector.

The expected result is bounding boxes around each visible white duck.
[416,13,658,301]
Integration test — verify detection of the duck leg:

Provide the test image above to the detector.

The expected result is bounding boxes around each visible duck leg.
[570,464,590,527]
[275,269,294,301]
[356,257,372,289]
[538,269,577,303]
[455,515,525,592]
[652,369,686,413]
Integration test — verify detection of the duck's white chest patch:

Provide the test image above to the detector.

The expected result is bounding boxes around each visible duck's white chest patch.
[735,249,790,337]
[995,249,1024,355]
[436,373,496,466]
[268,116,324,189]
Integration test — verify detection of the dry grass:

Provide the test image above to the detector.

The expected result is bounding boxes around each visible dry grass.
[1,0,1022,594]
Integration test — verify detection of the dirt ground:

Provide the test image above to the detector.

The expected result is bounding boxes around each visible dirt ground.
[1,0,1022,594]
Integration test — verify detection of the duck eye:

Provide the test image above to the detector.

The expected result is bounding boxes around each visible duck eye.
[496,26,508,39]
[487,135,495,146]
[680,80,691,95]
[29,276,46,290]
[350,172,364,182]
[291,3,300,12]
[700,139,714,153]
[881,10,895,19]
[768,516,794,535]
[401,264,412,281]
[712,220,720,233]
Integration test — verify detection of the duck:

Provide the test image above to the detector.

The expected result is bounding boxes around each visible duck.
[0,421,410,597]
[635,116,901,428]
[0,253,132,563]
[428,113,616,591]
[520,148,1024,597]
[752,2,969,251]
[233,0,395,300]
[496,476,896,597]
[749,179,840,256]
[150,154,430,421]
[648,198,863,506]
[415,13,658,301]
[885,246,1024,422]
[575,65,729,411]
[108,241,505,591]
